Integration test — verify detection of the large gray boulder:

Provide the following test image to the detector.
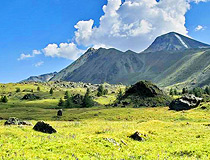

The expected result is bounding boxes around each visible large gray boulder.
[169,94,203,111]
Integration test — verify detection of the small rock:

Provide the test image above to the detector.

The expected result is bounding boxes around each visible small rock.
[57,109,63,116]
[4,117,19,125]
[4,117,32,126]
[19,121,33,126]
[201,106,207,110]
[129,131,145,141]
[33,121,57,134]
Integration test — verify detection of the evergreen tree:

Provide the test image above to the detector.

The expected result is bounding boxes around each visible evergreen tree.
[82,88,94,108]
[58,98,64,106]
[117,89,123,102]
[182,88,188,94]
[169,88,174,96]
[37,86,40,92]
[64,91,70,99]
[174,89,178,95]
[97,85,104,97]
[65,97,74,108]
[104,89,108,95]
[205,86,210,95]
[49,88,54,95]
[1,96,8,103]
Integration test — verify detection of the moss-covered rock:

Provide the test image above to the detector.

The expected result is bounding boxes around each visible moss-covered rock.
[123,81,172,107]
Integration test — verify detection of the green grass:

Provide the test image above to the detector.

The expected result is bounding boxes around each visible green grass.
[1,82,210,159]
[1,105,210,159]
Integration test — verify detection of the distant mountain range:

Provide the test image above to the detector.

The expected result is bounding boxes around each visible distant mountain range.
[23,32,210,88]
[22,72,57,82]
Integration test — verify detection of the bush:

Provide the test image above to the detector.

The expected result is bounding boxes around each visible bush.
[1,96,8,103]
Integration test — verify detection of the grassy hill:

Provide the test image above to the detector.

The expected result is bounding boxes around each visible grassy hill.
[1,81,210,159]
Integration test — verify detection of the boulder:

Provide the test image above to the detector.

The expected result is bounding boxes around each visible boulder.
[129,131,145,141]
[169,94,203,111]
[33,121,56,134]
[22,94,40,100]
[4,117,19,125]
[4,117,32,126]
[57,109,63,116]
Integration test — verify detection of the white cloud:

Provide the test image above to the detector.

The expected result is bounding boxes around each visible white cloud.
[74,0,191,52]
[195,25,205,31]
[42,42,85,60]
[33,50,41,55]
[18,53,33,61]
[18,50,41,61]
[32,0,209,60]
[192,0,210,3]
[35,61,44,67]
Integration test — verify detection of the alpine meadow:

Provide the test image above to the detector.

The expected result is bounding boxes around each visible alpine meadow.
[1,0,210,160]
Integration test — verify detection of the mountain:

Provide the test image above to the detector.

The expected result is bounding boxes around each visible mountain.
[143,32,210,53]
[23,72,57,82]
[51,32,210,88]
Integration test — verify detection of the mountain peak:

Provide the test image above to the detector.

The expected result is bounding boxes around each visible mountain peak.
[143,32,210,53]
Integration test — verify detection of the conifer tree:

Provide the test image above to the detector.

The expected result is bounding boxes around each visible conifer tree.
[58,98,64,106]
[82,88,94,108]
[50,88,53,95]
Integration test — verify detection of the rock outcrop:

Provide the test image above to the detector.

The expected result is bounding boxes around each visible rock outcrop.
[123,81,172,107]
[22,94,40,100]
[4,117,32,126]
[33,121,56,134]
[169,94,202,111]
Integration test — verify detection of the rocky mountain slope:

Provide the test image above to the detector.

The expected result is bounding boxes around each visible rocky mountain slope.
[50,32,210,88]
[23,72,57,82]
[143,32,209,53]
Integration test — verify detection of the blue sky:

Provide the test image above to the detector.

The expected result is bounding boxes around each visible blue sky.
[0,0,209,83]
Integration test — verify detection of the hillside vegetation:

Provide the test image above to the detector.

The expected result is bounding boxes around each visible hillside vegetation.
[1,81,210,159]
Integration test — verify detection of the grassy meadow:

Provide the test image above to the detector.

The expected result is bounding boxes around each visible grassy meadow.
[0,82,210,159]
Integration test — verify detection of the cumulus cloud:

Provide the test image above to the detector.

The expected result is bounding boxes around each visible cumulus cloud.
[42,42,85,60]
[74,0,191,52]
[35,61,44,67]
[32,0,209,60]
[195,25,205,31]
[18,50,41,61]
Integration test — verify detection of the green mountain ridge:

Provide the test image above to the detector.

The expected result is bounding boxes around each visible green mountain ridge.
[25,32,210,88]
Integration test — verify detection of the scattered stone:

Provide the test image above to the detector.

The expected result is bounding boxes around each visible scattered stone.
[4,117,19,125]
[121,140,127,146]
[129,131,145,141]
[33,121,57,134]
[201,106,207,110]
[104,138,120,146]
[57,109,63,116]
[4,117,32,126]
[169,94,203,111]
[22,94,40,100]
[19,121,33,126]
